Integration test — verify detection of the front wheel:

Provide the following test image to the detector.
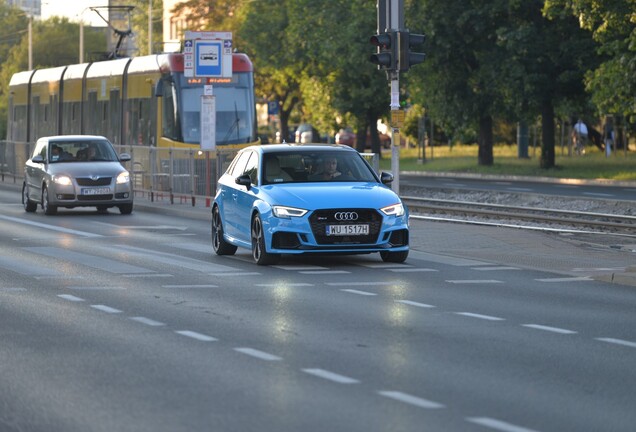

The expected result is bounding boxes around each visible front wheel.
[42,185,57,215]
[118,203,133,215]
[22,182,37,212]
[251,214,278,265]
[211,206,237,255]
[380,250,409,263]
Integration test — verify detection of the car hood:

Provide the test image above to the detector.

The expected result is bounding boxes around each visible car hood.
[259,182,402,209]
[47,162,127,177]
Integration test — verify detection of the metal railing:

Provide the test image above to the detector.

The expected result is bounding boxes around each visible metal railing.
[0,140,380,208]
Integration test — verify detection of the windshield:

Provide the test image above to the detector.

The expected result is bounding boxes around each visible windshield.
[49,140,118,163]
[178,74,256,145]
[262,151,379,185]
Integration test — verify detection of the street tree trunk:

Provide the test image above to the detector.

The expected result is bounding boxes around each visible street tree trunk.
[540,100,555,169]
[478,114,494,166]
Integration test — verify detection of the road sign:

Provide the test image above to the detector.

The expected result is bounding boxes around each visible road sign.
[391,109,405,128]
[184,31,233,78]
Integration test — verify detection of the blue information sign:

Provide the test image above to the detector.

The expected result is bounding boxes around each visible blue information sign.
[195,41,223,77]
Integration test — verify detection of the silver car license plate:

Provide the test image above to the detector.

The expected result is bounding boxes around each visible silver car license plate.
[81,187,110,195]
[326,224,369,236]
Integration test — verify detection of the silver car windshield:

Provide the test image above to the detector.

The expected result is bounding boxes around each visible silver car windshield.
[49,140,118,163]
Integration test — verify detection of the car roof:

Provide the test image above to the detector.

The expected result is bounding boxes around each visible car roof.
[250,143,357,154]
[39,135,110,142]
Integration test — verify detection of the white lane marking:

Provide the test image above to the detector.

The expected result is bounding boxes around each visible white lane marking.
[175,330,218,342]
[455,312,505,321]
[471,266,520,271]
[535,277,592,282]
[522,324,577,334]
[0,215,103,238]
[596,338,636,349]
[96,223,187,231]
[466,416,540,432]
[273,265,328,270]
[446,279,503,284]
[326,281,393,286]
[122,274,173,278]
[388,268,438,273]
[162,284,218,288]
[299,270,351,275]
[209,272,261,277]
[301,368,359,384]
[572,267,625,272]
[395,300,436,308]
[377,391,445,409]
[91,305,122,314]
[130,316,165,326]
[58,294,84,302]
[255,283,314,287]
[341,289,377,296]
[234,347,282,361]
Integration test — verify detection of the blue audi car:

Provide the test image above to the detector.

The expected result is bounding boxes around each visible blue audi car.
[212,144,409,265]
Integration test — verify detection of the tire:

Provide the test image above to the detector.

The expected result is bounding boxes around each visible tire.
[118,203,133,215]
[211,206,237,255]
[22,182,37,212]
[380,250,409,263]
[42,185,57,215]
[251,214,278,265]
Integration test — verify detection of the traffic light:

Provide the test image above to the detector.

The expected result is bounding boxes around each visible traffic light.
[369,31,396,71]
[398,31,426,72]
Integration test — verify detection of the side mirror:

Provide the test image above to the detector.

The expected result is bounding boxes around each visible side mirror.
[32,155,45,163]
[235,174,252,190]
[119,153,131,162]
[380,171,394,185]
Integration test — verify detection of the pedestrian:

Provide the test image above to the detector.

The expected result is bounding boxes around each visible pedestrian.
[603,117,614,157]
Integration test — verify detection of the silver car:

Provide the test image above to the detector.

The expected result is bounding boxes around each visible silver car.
[22,135,133,215]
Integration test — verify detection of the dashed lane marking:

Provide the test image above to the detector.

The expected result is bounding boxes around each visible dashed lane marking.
[341,289,377,296]
[455,312,505,321]
[0,215,103,238]
[162,284,218,289]
[234,347,282,361]
[175,330,218,342]
[255,283,314,287]
[395,300,436,308]
[446,279,503,284]
[130,316,165,326]
[596,338,636,349]
[377,391,445,409]
[535,277,593,282]
[326,281,393,286]
[388,268,438,273]
[522,324,577,334]
[209,272,261,277]
[25,247,153,274]
[299,270,351,275]
[58,294,84,302]
[91,305,122,314]
[471,266,520,271]
[466,417,540,432]
[301,368,359,384]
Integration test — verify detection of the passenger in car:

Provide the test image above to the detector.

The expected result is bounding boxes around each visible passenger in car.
[309,157,341,180]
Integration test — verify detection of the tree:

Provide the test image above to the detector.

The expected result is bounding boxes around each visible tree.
[129,0,163,55]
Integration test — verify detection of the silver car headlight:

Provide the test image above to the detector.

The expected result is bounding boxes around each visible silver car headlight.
[53,175,72,186]
[380,203,405,217]
[272,205,308,218]
[116,171,130,184]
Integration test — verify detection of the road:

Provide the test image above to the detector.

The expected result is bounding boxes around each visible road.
[1,185,635,432]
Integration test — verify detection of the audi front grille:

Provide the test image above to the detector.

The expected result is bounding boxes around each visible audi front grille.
[309,208,382,245]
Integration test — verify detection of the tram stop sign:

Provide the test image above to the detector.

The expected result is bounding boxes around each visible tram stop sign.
[184,31,233,78]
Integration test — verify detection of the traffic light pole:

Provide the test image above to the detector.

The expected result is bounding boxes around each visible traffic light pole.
[390,73,400,194]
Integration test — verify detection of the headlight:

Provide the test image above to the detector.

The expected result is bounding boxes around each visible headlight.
[53,175,72,186]
[272,205,308,218]
[116,171,130,184]
[381,203,405,217]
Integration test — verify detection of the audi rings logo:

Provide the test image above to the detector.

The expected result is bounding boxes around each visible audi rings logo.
[334,211,359,221]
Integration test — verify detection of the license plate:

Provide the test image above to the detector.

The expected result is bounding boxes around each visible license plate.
[326,224,369,236]
[81,187,110,195]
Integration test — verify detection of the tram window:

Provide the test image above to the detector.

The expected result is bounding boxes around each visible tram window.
[161,79,178,140]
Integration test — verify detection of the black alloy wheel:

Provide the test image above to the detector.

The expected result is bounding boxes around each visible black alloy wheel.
[211,206,237,255]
